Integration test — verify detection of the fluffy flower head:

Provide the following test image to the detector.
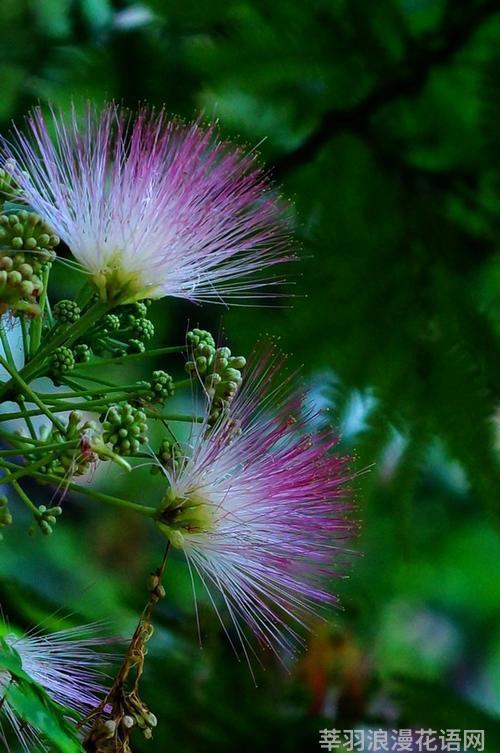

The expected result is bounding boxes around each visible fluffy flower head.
[157,348,354,662]
[3,104,293,304]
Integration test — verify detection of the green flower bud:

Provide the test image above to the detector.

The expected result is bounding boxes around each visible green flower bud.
[131,317,155,341]
[230,355,246,369]
[39,520,53,536]
[101,313,121,333]
[0,504,13,527]
[53,299,81,324]
[147,370,175,404]
[151,438,183,474]
[0,211,58,265]
[129,338,145,354]
[73,343,92,363]
[101,403,148,456]
[50,346,75,378]
[0,161,20,200]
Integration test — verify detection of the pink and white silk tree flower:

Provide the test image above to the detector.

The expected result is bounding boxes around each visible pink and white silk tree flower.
[2,104,293,305]
[0,622,114,751]
[156,349,355,664]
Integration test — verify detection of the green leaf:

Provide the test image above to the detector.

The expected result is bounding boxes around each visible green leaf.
[0,638,31,682]
[5,679,84,753]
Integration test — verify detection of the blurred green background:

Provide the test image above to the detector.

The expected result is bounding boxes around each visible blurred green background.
[1,0,500,750]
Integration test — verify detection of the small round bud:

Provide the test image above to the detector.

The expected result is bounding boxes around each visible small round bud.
[147,370,174,404]
[53,299,81,324]
[103,719,117,738]
[8,270,22,285]
[230,356,246,369]
[101,402,149,456]
[131,317,155,341]
[73,343,92,363]
[129,338,145,354]
[20,280,35,297]
[50,346,75,377]
[39,520,52,536]
[101,313,120,332]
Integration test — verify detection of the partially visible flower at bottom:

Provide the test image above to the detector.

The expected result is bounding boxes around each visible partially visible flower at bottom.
[156,347,356,667]
[0,622,115,752]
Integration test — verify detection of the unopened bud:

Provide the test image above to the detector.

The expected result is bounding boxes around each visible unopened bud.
[148,574,160,591]
[39,520,52,535]
[103,719,117,738]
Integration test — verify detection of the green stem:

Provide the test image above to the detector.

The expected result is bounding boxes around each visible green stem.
[145,411,202,423]
[0,354,66,432]
[29,263,51,357]
[0,300,110,401]
[37,383,151,401]
[1,458,156,518]
[0,403,202,424]
[72,346,184,369]
[0,440,77,457]
[69,373,114,387]
[45,291,54,327]
[1,397,142,418]
[96,336,128,350]
[0,428,47,445]
[0,325,15,368]
[49,478,157,518]
[11,478,39,516]
[1,453,55,483]
[174,378,193,390]
[75,281,94,309]
[20,316,30,360]
[16,396,37,439]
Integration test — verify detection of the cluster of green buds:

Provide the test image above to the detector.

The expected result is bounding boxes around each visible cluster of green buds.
[0,211,59,316]
[101,403,148,456]
[53,299,81,325]
[0,496,13,539]
[185,328,216,375]
[0,160,22,202]
[33,504,63,536]
[185,329,246,425]
[150,438,183,475]
[73,343,92,363]
[33,412,98,477]
[70,300,155,361]
[28,413,135,483]
[146,370,175,405]
[49,346,75,382]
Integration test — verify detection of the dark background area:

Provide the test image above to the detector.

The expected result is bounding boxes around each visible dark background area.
[1,1,500,751]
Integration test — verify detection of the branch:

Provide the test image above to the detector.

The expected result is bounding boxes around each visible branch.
[274,0,500,178]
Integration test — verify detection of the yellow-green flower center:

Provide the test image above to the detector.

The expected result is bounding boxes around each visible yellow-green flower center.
[157,488,214,549]
[93,254,160,305]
